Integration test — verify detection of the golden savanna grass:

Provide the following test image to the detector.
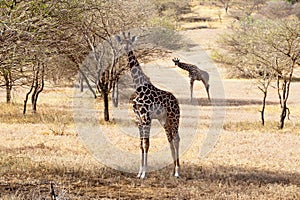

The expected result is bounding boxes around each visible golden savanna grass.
[1,79,300,199]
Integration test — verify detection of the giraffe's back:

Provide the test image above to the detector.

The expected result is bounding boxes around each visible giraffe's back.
[133,83,180,139]
[188,65,208,81]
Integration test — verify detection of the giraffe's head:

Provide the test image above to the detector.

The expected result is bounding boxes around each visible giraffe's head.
[115,32,137,53]
[172,58,180,66]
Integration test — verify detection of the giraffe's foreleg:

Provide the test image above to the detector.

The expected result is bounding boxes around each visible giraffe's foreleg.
[190,79,194,101]
[141,137,149,179]
[206,84,211,101]
[137,119,151,179]
[137,137,149,179]
[137,138,144,178]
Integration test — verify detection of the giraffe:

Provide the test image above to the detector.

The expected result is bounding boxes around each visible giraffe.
[172,58,210,101]
[116,32,181,179]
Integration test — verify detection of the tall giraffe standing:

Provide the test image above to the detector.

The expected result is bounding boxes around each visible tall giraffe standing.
[172,58,210,101]
[116,33,181,179]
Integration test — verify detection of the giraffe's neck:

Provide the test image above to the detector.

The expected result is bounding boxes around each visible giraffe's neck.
[128,51,151,89]
[177,62,192,72]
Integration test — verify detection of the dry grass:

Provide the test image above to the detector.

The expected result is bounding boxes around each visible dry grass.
[0,103,73,124]
[1,84,299,199]
[223,120,300,135]
[0,152,299,199]
[180,1,231,30]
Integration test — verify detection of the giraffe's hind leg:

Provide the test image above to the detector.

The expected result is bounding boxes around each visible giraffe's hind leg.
[170,135,180,177]
[164,123,180,178]
[201,80,211,101]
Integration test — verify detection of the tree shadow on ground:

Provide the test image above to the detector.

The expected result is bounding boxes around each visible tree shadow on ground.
[179,164,300,187]
[178,97,278,107]
[1,154,299,199]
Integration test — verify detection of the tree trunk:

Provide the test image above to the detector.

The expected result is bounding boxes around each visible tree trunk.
[31,70,39,113]
[260,90,267,126]
[4,72,12,103]
[279,102,287,129]
[23,91,30,115]
[6,82,12,103]
[112,79,119,107]
[279,78,291,129]
[103,91,109,121]
[79,74,84,92]
[23,79,35,114]
[29,63,45,114]
[33,72,44,113]
[79,68,97,98]
[276,76,282,108]
[97,70,111,121]
[225,3,229,13]
[258,70,271,126]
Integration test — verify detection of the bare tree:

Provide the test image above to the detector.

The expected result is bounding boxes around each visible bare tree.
[81,37,128,121]
[75,1,155,121]
[1,0,68,107]
[0,1,28,103]
[259,0,294,19]
[220,18,299,128]
[218,0,232,13]
[1,0,181,121]
[271,22,300,128]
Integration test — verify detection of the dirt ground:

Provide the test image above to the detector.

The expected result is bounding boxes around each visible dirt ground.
[1,2,300,200]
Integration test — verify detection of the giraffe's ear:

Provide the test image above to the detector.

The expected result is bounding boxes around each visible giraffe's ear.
[115,35,122,43]
[131,36,137,43]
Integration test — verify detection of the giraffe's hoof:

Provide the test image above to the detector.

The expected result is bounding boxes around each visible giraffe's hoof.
[137,172,142,178]
[174,173,180,178]
[140,172,147,179]
[137,172,147,179]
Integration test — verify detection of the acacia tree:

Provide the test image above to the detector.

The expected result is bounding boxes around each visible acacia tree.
[0,0,29,103]
[49,0,156,121]
[81,37,128,121]
[217,0,232,13]
[1,0,68,109]
[201,0,266,21]
[219,19,272,125]
[271,21,300,128]
[220,17,300,128]
[1,0,184,121]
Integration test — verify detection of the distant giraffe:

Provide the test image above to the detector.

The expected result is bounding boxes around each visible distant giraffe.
[116,32,181,179]
[172,58,210,101]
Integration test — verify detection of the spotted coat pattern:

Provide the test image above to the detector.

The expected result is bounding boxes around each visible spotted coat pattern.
[116,33,181,178]
[129,52,180,141]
